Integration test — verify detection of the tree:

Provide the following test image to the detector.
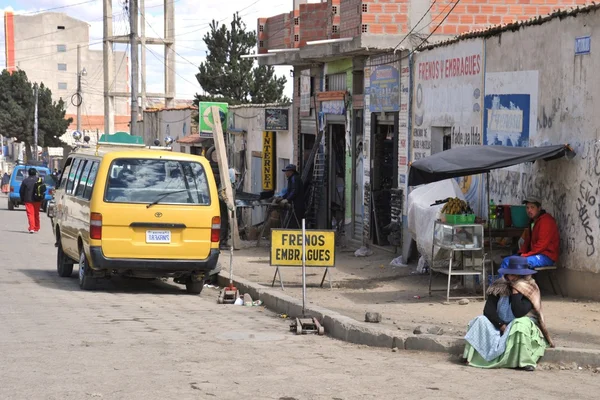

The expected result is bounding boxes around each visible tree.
[37,83,72,148]
[195,13,289,106]
[0,70,72,160]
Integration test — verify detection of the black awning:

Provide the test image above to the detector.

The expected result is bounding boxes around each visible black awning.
[408,144,575,187]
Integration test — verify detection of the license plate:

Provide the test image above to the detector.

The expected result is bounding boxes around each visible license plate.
[146,230,171,243]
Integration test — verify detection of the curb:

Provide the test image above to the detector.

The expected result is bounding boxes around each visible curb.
[217,273,600,367]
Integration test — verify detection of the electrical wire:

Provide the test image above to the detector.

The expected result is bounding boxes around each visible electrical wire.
[393,0,437,51]
[19,0,96,15]
[143,44,201,90]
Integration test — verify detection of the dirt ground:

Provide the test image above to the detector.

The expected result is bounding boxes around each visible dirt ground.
[225,243,600,350]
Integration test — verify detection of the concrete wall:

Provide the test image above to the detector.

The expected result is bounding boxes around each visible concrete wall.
[142,108,195,151]
[483,7,600,297]
[9,12,128,119]
[229,105,294,196]
[411,38,486,216]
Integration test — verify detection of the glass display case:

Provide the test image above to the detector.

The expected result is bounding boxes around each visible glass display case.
[430,221,487,302]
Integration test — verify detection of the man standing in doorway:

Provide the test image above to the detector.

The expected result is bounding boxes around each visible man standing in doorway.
[19,168,42,233]
[281,164,305,229]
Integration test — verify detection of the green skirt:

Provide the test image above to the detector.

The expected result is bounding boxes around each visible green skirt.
[463,317,548,369]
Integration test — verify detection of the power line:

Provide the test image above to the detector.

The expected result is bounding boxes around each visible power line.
[393,0,437,51]
[370,0,463,68]
[144,44,201,90]
[19,0,96,15]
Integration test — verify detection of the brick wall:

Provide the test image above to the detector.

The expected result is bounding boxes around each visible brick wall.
[258,12,293,54]
[340,0,362,38]
[361,0,409,35]
[328,0,341,39]
[298,2,330,46]
[430,0,592,35]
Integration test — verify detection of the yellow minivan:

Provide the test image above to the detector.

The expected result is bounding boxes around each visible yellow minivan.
[49,142,221,294]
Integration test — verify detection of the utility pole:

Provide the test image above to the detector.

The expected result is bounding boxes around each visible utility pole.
[77,45,82,133]
[140,0,147,116]
[33,83,38,161]
[129,0,139,136]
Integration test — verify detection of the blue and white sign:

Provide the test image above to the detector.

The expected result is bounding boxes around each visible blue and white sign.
[575,36,591,55]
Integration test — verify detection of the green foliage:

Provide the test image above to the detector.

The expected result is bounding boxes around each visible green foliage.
[37,83,73,147]
[0,69,72,156]
[195,13,289,105]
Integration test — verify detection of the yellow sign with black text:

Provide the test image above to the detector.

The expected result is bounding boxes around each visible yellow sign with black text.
[270,229,335,267]
[262,131,274,190]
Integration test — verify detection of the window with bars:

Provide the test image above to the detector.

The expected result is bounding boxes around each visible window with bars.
[294,34,299,42]
[259,24,264,32]
[294,17,299,25]
[332,5,338,14]
[361,24,368,33]
[259,40,264,47]
[325,73,346,91]
[362,4,368,13]
[332,25,339,34]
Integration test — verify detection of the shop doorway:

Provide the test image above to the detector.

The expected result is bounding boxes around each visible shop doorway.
[370,112,398,246]
[328,123,346,232]
[352,110,364,240]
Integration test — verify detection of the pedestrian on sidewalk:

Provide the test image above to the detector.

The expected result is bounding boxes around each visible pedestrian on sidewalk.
[1,171,9,194]
[19,168,43,233]
[463,258,554,371]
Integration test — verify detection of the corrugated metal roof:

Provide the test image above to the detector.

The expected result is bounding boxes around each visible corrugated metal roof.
[421,3,600,51]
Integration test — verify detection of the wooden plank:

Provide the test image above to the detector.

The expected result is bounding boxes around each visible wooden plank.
[210,106,241,250]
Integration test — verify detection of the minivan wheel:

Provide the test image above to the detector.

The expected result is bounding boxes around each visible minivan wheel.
[8,201,14,210]
[78,250,97,291]
[185,277,203,295]
[57,242,74,277]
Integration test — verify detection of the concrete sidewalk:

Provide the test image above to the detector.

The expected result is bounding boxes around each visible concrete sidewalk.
[218,244,600,368]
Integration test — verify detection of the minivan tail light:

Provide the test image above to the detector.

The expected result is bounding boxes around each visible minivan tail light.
[211,216,221,243]
[49,189,55,196]
[10,186,14,192]
[90,212,102,240]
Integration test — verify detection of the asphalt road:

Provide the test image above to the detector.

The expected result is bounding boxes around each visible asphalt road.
[1,197,599,400]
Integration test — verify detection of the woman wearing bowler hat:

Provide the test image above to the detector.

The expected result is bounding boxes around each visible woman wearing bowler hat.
[463,256,554,371]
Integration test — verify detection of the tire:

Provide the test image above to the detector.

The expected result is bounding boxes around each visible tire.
[185,277,203,295]
[8,201,14,210]
[56,241,74,277]
[78,249,97,291]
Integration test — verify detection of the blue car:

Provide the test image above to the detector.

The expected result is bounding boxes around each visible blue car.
[8,165,56,211]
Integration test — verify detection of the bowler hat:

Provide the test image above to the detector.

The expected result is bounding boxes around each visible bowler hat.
[498,256,537,275]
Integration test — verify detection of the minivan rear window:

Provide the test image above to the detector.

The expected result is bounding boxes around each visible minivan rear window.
[14,168,48,182]
[104,158,211,205]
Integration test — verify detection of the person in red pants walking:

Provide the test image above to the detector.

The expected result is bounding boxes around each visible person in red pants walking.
[19,168,42,233]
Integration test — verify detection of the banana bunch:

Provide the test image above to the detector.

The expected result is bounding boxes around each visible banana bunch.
[441,197,468,215]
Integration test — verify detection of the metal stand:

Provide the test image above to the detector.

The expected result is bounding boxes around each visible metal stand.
[271,266,332,290]
[289,219,324,336]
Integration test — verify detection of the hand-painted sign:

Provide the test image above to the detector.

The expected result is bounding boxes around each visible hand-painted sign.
[270,229,335,267]
[262,131,274,190]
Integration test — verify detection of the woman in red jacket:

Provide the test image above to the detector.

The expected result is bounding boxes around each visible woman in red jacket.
[500,196,560,271]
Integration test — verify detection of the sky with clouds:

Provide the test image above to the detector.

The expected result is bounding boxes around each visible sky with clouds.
[0,0,297,100]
